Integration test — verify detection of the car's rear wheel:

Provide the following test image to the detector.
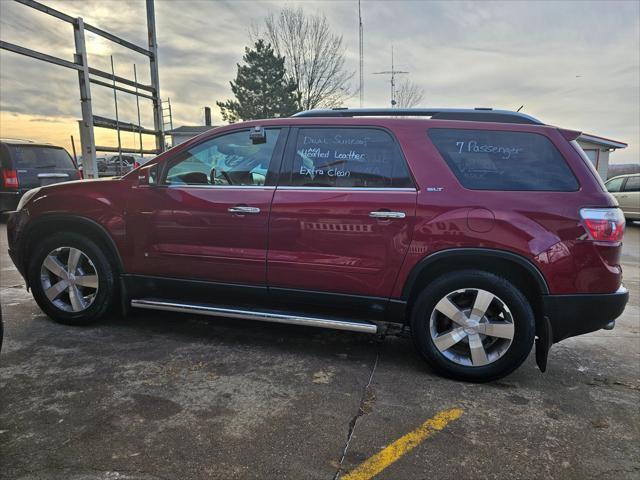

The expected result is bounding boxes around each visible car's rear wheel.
[28,233,116,325]
[410,270,535,382]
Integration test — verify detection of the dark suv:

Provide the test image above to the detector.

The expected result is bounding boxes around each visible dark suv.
[6,108,628,381]
[1,138,81,212]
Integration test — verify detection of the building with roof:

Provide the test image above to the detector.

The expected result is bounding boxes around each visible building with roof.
[167,125,217,147]
[576,133,628,179]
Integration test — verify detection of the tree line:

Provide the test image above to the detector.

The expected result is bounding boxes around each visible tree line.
[217,6,425,122]
[217,7,353,122]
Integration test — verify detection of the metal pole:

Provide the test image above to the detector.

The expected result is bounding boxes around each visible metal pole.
[146,0,164,152]
[5,3,162,162]
[133,64,144,158]
[73,17,97,179]
[110,55,123,175]
[15,0,152,57]
[70,134,78,163]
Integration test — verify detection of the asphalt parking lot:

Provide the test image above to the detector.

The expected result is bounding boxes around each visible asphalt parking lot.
[1,218,638,480]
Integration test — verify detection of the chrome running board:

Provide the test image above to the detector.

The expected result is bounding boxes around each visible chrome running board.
[130,298,378,334]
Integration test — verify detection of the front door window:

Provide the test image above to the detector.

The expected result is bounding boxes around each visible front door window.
[165,129,281,186]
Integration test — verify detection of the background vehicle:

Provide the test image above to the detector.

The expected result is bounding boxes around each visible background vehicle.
[0,138,81,211]
[97,154,147,177]
[6,108,628,382]
[605,173,640,220]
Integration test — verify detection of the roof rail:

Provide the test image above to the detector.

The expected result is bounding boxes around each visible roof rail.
[292,107,544,125]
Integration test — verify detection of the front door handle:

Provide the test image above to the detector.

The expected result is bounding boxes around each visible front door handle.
[228,206,261,214]
[369,211,406,219]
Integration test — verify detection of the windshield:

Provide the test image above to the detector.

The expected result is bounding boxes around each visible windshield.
[8,145,77,170]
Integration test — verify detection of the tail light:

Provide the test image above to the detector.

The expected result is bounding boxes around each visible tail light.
[77,169,83,180]
[580,208,625,243]
[133,161,140,169]
[1,169,19,189]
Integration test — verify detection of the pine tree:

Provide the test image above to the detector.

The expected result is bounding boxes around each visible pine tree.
[217,40,299,122]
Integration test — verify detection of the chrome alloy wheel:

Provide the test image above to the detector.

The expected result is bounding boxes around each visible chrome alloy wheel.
[429,288,515,367]
[40,247,99,313]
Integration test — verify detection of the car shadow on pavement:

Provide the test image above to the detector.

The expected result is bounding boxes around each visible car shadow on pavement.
[105,308,426,369]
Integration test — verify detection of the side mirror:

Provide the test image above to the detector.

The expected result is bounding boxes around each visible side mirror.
[138,164,158,186]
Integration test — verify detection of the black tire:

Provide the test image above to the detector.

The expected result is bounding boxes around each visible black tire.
[410,270,535,382]
[28,232,116,325]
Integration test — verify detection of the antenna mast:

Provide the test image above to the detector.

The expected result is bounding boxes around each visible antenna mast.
[358,0,364,107]
[373,46,408,107]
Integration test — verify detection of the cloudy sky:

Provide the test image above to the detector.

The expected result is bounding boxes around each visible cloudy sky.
[0,0,638,163]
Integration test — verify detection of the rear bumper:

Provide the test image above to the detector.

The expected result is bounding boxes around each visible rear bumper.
[0,190,21,212]
[543,286,629,343]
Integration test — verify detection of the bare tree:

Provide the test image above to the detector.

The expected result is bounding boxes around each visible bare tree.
[396,79,425,108]
[258,7,354,110]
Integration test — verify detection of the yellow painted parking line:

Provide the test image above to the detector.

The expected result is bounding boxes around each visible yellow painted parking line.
[340,407,464,480]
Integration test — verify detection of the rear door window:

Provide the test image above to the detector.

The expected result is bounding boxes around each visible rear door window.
[284,127,413,188]
[623,176,640,192]
[428,129,579,191]
[7,146,76,170]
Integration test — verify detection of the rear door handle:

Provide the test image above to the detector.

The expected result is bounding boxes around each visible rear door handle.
[369,211,406,219]
[228,206,261,214]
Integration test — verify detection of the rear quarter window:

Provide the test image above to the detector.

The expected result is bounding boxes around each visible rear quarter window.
[428,129,579,191]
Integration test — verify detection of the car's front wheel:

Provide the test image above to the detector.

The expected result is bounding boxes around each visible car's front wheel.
[411,270,535,382]
[28,232,116,325]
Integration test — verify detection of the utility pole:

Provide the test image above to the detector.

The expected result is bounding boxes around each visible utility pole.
[373,46,408,108]
[358,0,363,107]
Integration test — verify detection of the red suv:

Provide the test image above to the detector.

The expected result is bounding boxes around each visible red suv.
[6,108,628,381]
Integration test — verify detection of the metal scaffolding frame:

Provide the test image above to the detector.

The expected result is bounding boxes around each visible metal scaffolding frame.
[0,0,165,178]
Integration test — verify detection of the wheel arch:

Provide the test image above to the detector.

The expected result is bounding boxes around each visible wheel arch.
[23,214,124,286]
[402,248,549,323]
